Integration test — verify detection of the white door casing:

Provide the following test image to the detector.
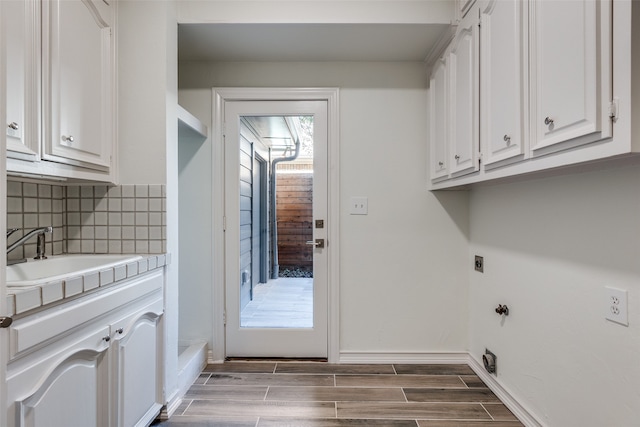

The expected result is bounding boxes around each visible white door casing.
[225,100,327,358]
[1,1,9,424]
[211,88,340,362]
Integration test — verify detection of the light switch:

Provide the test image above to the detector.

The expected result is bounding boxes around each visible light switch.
[350,197,368,215]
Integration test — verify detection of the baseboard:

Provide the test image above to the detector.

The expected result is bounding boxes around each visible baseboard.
[207,349,224,364]
[467,355,543,427]
[339,351,469,364]
[156,341,209,422]
[158,390,182,421]
[178,341,208,396]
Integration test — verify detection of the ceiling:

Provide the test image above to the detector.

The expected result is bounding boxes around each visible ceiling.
[178,23,451,62]
[242,116,300,149]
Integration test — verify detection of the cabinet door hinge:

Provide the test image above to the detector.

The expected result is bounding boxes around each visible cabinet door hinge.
[223,216,226,232]
[223,310,227,326]
[609,98,619,121]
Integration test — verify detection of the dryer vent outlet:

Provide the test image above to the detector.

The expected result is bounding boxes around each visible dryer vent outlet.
[483,349,497,374]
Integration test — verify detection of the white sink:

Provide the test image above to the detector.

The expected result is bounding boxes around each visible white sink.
[7,255,143,287]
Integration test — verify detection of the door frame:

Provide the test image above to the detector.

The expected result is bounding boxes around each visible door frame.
[211,88,340,362]
[0,1,8,420]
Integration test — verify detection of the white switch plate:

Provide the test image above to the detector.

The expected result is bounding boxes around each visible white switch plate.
[350,197,368,215]
[605,286,628,326]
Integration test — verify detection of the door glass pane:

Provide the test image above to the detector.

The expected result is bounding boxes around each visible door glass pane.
[239,115,314,328]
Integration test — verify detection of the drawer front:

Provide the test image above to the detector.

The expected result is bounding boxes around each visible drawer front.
[9,270,163,360]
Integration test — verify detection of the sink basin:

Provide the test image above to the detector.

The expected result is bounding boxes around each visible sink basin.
[7,255,143,287]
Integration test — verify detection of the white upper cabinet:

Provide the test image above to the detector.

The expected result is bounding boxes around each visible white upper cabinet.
[448,6,480,176]
[429,57,449,181]
[4,0,39,161]
[530,0,612,154]
[42,0,114,171]
[480,0,528,167]
[429,0,622,190]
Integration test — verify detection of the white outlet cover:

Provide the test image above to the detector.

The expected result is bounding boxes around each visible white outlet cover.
[349,196,368,215]
[605,286,628,326]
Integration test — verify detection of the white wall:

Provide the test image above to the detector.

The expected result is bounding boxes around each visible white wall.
[177,0,454,24]
[178,61,470,355]
[177,89,213,347]
[468,164,640,426]
[118,0,180,406]
[118,1,173,185]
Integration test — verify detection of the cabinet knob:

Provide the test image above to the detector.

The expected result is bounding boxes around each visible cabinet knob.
[116,328,124,335]
[103,336,111,342]
[544,117,554,126]
[503,134,511,145]
[0,316,13,328]
[438,161,444,167]
[61,135,74,143]
[8,122,19,130]
[454,155,460,160]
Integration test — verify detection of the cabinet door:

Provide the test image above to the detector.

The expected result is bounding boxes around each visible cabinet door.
[429,57,449,181]
[530,0,612,154]
[480,0,528,167]
[3,0,39,161]
[12,330,110,427]
[42,0,114,170]
[448,7,480,176]
[458,0,476,18]
[114,312,163,427]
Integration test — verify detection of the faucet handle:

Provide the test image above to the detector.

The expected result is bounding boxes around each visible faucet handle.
[6,228,19,238]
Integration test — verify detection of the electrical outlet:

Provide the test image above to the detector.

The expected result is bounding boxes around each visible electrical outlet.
[605,287,628,326]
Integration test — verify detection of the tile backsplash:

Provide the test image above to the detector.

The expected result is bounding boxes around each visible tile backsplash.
[6,180,166,262]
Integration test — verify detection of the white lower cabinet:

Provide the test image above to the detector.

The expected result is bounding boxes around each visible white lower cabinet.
[7,270,164,427]
[113,310,163,427]
[11,327,111,427]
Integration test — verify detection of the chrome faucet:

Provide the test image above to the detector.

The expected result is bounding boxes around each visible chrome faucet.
[7,226,53,260]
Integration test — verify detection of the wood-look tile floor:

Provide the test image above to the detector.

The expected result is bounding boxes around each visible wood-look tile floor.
[155,362,523,427]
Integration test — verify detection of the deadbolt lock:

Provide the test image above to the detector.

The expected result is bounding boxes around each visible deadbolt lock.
[315,219,324,229]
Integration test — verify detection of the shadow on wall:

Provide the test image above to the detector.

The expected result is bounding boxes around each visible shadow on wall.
[468,165,640,275]
[431,189,470,241]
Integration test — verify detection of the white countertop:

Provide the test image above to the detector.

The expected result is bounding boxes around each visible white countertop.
[6,253,170,316]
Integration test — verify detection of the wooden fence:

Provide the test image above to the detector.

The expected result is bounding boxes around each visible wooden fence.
[276,172,313,267]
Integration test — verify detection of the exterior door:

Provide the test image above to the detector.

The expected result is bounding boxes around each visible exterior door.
[224,100,328,358]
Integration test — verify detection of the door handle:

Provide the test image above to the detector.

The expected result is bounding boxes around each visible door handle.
[306,239,325,249]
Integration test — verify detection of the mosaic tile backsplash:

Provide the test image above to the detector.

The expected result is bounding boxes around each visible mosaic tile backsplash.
[6,180,166,262]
